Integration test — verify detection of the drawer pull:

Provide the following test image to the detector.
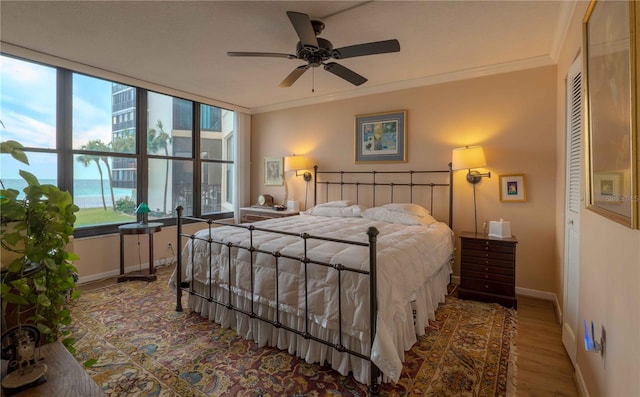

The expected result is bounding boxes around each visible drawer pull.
[485,247,489,251]
[484,267,489,271]
[485,274,488,279]
[485,284,489,289]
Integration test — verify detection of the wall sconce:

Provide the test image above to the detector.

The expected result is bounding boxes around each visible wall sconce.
[452,145,491,234]
[452,145,491,184]
[284,154,312,210]
[136,202,150,225]
[284,155,312,182]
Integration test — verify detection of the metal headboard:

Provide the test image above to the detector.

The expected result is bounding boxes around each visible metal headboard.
[313,164,453,228]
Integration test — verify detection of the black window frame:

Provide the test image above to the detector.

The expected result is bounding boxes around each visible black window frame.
[0,54,235,239]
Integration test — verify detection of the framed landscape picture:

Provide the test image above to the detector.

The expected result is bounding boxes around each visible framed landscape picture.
[355,110,407,163]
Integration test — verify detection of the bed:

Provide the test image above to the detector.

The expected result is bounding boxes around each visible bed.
[170,166,454,394]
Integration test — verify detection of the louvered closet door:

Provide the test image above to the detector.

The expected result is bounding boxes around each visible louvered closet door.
[562,56,582,365]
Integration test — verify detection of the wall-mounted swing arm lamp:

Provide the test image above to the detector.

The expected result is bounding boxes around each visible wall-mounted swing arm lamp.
[452,145,491,234]
[452,145,491,183]
[284,155,312,182]
[284,154,312,210]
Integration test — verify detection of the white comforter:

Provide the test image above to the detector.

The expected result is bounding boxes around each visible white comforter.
[171,214,453,381]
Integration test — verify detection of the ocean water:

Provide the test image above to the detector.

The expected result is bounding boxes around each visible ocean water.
[1,179,134,209]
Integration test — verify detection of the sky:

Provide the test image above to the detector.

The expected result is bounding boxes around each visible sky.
[1,55,114,180]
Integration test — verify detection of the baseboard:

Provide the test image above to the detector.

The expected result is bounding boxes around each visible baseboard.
[575,363,589,397]
[450,278,562,320]
[77,258,176,284]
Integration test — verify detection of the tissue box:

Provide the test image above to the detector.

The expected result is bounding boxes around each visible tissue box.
[287,200,300,212]
[488,220,511,238]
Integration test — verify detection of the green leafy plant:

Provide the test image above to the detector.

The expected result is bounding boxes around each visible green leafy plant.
[1,140,80,351]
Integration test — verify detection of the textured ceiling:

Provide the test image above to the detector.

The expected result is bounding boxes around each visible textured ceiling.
[0,1,576,113]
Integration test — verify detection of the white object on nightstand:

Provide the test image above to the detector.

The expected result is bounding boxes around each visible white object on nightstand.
[287,200,299,212]
[488,219,512,238]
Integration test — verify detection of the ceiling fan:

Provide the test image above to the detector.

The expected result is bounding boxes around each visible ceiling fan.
[227,11,400,88]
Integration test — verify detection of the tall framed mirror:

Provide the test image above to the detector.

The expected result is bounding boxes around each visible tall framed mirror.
[583,0,639,228]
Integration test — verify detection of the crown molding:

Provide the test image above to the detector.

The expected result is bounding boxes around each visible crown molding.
[251,55,555,114]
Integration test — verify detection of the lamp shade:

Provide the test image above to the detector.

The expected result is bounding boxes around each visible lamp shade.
[135,202,150,213]
[452,146,487,170]
[284,155,309,172]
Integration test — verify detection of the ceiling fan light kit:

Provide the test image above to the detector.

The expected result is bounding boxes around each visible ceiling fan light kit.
[228,11,400,88]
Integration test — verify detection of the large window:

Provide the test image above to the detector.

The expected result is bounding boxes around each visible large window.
[0,56,57,195]
[0,54,236,237]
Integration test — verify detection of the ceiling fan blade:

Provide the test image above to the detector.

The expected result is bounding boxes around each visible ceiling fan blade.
[227,51,297,59]
[323,62,367,86]
[279,65,310,87]
[332,39,400,59]
[287,11,319,49]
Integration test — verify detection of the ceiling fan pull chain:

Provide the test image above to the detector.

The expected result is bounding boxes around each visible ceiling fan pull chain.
[312,68,315,93]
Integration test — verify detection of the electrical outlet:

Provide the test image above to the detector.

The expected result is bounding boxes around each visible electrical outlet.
[167,243,173,250]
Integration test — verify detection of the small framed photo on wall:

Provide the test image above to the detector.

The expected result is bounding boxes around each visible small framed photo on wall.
[264,157,283,186]
[500,174,526,202]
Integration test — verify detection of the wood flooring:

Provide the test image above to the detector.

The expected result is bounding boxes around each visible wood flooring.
[78,266,579,396]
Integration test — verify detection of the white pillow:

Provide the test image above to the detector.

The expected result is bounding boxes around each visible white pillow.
[362,207,437,226]
[316,200,355,207]
[304,204,365,217]
[382,203,430,218]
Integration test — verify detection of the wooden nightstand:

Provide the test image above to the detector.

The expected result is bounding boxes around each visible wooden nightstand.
[239,207,300,223]
[458,232,518,309]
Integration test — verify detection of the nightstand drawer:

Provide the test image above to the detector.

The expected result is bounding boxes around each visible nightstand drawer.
[460,278,515,296]
[462,263,514,276]
[462,249,515,262]
[463,240,515,254]
[239,207,299,223]
[242,214,273,222]
[461,269,514,284]
[461,255,515,269]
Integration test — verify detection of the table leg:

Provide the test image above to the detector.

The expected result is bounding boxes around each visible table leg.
[120,232,125,275]
[149,233,155,275]
[118,232,157,283]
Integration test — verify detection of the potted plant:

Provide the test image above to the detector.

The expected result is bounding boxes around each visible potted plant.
[1,139,80,352]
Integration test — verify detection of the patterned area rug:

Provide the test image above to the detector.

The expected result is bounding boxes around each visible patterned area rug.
[68,268,517,396]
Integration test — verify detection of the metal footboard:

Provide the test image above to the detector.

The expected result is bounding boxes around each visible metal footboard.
[174,206,382,394]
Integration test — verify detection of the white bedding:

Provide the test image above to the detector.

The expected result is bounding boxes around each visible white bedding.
[170,214,453,383]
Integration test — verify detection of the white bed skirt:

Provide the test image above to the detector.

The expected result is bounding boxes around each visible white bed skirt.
[184,260,452,385]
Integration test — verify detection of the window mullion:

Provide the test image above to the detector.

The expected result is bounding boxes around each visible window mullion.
[138,89,148,209]
[58,68,73,193]
[193,102,201,216]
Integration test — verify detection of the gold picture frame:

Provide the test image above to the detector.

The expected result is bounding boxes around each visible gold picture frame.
[499,174,527,202]
[264,157,283,186]
[584,0,639,228]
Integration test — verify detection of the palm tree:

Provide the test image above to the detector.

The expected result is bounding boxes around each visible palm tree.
[76,145,107,211]
[92,140,117,211]
[111,129,135,154]
[147,120,172,214]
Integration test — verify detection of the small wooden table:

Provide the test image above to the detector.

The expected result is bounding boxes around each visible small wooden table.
[1,341,105,397]
[118,222,163,282]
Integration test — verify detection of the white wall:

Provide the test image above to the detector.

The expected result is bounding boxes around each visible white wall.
[555,2,640,396]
